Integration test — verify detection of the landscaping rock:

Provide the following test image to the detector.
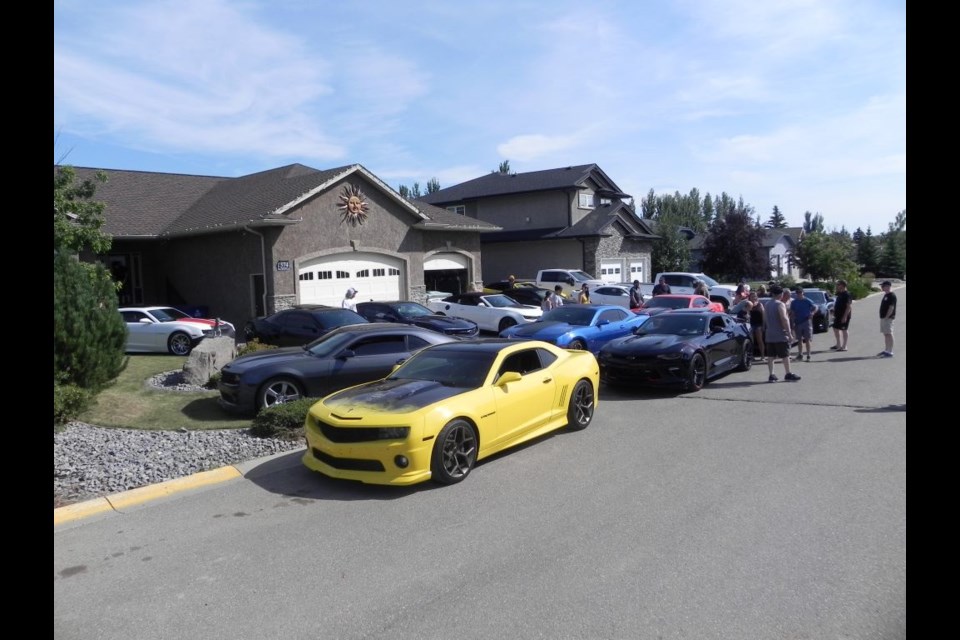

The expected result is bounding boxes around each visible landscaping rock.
[182,336,236,386]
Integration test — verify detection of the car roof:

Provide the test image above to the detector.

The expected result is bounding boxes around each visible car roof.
[666,308,720,315]
[650,294,702,300]
[324,322,441,336]
[419,337,545,354]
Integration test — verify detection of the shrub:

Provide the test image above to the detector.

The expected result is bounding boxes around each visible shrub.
[206,371,222,389]
[250,397,315,440]
[237,339,279,358]
[54,383,92,426]
[847,277,872,300]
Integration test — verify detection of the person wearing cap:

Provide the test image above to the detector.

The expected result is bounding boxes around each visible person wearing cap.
[342,287,359,312]
[878,281,897,357]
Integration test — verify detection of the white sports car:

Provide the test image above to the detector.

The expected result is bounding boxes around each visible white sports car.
[119,306,235,356]
[426,292,542,333]
[589,284,637,308]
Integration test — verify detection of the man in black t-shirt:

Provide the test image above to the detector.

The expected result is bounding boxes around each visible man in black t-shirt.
[878,281,897,357]
[830,279,852,351]
[651,276,672,296]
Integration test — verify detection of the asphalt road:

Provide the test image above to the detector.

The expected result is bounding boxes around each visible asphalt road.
[54,287,906,640]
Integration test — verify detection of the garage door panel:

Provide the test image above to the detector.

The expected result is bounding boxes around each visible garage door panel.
[299,253,401,305]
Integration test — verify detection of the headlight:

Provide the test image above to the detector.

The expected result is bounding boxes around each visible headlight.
[657,352,683,360]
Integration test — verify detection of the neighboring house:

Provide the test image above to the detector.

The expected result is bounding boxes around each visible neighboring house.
[69,163,499,329]
[418,164,658,284]
[687,227,804,280]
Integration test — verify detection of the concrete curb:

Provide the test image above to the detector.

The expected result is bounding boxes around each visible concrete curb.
[54,447,305,527]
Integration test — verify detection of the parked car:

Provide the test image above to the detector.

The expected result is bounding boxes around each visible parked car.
[499,304,649,354]
[302,338,599,486]
[483,280,538,293]
[427,292,542,333]
[795,288,834,333]
[119,306,234,356]
[243,305,368,347]
[589,284,639,309]
[356,301,479,337]
[638,294,724,316]
[598,309,753,392]
[219,323,457,414]
[535,268,605,298]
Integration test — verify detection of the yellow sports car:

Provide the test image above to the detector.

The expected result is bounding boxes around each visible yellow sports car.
[302,338,599,486]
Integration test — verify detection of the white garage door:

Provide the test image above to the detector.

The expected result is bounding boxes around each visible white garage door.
[298,252,402,306]
[599,261,622,283]
[628,261,644,283]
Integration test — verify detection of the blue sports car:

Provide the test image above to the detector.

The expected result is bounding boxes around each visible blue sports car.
[499,304,648,353]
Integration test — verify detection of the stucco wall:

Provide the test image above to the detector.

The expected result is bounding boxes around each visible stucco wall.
[479,239,584,281]
[474,191,572,230]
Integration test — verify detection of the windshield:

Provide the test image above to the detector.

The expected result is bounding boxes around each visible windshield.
[389,348,496,389]
[570,270,595,283]
[152,308,190,322]
[304,331,358,358]
[636,314,707,336]
[642,297,690,310]
[802,291,826,304]
[540,306,596,326]
[393,302,432,318]
[482,294,524,308]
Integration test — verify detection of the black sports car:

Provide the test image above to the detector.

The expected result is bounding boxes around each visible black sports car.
[356,301,479,337]
[219,323,458,414]
[499,286,556,308]
[243,305,368,346]
[597,309,753,392]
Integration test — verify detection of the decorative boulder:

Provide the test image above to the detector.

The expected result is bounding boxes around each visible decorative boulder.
[182,336,236,387]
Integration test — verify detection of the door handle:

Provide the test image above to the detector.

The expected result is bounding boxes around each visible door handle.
[542,378,552,383]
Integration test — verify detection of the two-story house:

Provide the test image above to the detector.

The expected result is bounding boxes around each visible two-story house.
[68,163,499,329]
[418,164,659,284]
[688,227,805,280]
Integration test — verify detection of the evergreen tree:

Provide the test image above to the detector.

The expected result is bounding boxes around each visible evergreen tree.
[879,210,907,278]
[854,227,880,274]
[397,184,410,199]
[802,211,825,234]
[640,189,657,219]
[426,177,441,194]
[700,192,714,226]
[765,205,787,228]
[700,206,768,281]
[54,166,111,254]
[793,231,857,281]
[497,160,511,174]
[651,213,691,274]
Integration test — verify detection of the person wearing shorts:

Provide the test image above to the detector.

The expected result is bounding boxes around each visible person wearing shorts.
[763,284,800,382]
[790,287,817,362]
[878,280,897,357]
[830,279,853,351]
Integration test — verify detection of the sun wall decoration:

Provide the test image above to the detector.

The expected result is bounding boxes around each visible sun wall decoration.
[337,184,370,226]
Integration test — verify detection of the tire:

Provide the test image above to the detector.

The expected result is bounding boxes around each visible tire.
[167,331,193,356]
[568,338,587,351]
[685,353,706,392]
[498,317,518,332]
[566,379,595,431]
[258,377,304,411]
[430,419,478,485]
[737,340,753,371]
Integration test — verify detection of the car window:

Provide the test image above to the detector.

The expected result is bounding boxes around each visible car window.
[541,272,559,283]
[693,297,709,308]
[395,302,431,318]
[709,316,725,332]
[406,334,431,351]
[314,309,366,329]
[498,349,544,378]
[541,306,595,326]
[122,311,148,323]
[598,309,625,323]
[537,348,557,368]
[149,308,181,322]
[350,335,408,356]
[390,348,496,389]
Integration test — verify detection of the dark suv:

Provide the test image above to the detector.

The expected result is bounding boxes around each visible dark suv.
[243,305,368,346]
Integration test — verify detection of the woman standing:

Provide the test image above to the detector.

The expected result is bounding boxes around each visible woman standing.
[749,291,765,360]
[578,283,591,304]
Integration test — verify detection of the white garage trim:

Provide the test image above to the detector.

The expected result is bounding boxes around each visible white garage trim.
[424,253,469,270]
[298,252,403,305]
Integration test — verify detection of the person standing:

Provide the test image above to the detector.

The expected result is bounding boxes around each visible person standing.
[878,281,897,357]
[694,279,710,298]
[790,287,817,362]
[507,275,517,289]
[541,288,561,312]
[764,284,800,382]
[652,276,671,296]
[554,284,566,302]
[830,279,853,351]
[342,287,359,312]
[748,291,765,360]
[578,283,591,304]
[629,280,644,309]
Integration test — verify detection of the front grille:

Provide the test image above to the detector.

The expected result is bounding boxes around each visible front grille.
[318,421,409,443]
[220,371,240,385]
[312,449,385,472]
[447,327,479,336]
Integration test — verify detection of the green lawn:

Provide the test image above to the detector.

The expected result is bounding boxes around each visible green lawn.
[77,354,253,431]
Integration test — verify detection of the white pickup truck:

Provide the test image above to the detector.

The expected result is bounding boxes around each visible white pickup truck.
[639,272,738,309]
[535,268,606,298]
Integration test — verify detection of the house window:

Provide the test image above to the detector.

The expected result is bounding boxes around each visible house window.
[356,269,370,278]
[578,193,594,209]
[298,272,314,281]
[389,268,400,276]
[372,268,385,277]
[336,270,349,279]
[446,205,466,215]
[317,271,333,280]
[600,197,611,205]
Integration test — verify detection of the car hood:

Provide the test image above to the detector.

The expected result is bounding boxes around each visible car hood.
[416,315,474,328]
[323,378,466,414]
[505,321,576,340]
[604,333,689,354]
[177,317,235,329]
[223,347,308,372]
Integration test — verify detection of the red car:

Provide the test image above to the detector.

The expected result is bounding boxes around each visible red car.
[639,294,724,316]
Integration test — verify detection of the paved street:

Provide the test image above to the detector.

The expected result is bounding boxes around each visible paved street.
[54,287,906,640]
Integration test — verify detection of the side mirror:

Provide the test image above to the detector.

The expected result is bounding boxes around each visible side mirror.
[567,278,575,285]
[138,318,153,324]
[710,325,723,334]
[597,319,609,327]
[496,371,522,386]
[337,349,356,360]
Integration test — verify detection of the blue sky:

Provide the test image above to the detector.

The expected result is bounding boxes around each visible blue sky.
[54,0,905,234]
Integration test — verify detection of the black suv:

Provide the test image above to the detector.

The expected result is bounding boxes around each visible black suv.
[243,305,368,346]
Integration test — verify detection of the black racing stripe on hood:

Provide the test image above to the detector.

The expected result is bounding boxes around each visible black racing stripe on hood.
[325,378,467,413]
